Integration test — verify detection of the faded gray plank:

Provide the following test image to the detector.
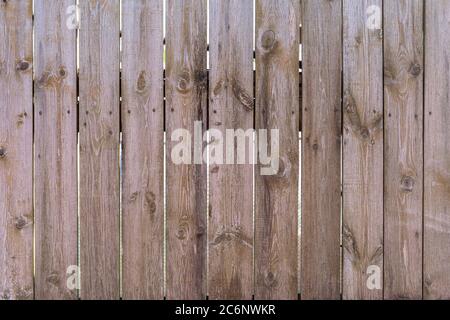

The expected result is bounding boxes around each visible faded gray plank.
[384,0,423,300]
[208,0,254,300]
[79,0,120,300]
[424,0,450,300]
[343,0,383,300]
[0,0,33,301]
[121,0,164,300]
[301,0,342,300]
[34,0,78,300]
[255,0,300,300]
[166,0,207,300]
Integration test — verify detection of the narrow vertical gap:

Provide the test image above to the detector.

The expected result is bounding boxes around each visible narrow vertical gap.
[339,0,344,300]
[76,0,81,300]
[252,0,256,298]
[298,1,302,299]
[421,0,426,301]
[163,0,167,300]
[118,0,123,300]
[381,0,385,300]
[205,0,209,300]
[31,0,36,300]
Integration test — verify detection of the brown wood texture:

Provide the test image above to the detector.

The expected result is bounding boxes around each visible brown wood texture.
[384,0,424,300]
[424,0,450,300]
[343,0,384,300]
[79,0,120,300]
[301,0,342,300]
[208,0,254,300]
[0,0,33,300]
[121,0,164,300]
[34,0,78,300]
[166,0,208,300]
[255,0,300,300]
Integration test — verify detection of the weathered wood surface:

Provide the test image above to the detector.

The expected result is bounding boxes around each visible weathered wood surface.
[301,0,342,300]
[384,0,423,300]
[34,0,78,300]
[208,0,254,300]
[166,0,208,300]
[0,0,33,301]
[343,0,383,300]
[424,0,450,300]
[122,0,164,300]
[79,0,120,300]
[255,0,300,300]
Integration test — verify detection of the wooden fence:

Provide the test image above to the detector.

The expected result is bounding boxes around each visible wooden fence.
[0,0,449,300]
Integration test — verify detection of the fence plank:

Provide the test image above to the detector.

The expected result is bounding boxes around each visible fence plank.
[424,0,450,300]
[384,0,423,300]
[166,0,207,300]
[208,0,254,300]
[255,0,300,300]
[342,0,384,300]
[121,0,164,300]
[79,0,120,300]
[34,0,78,300]
[0,0,33,300]
[301,0,342,300]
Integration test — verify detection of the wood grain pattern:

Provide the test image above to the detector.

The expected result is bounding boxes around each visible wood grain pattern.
[0,0,33,301]
[79,0,120,300]
[424,0,450,300]
[121,0,164,300]
[34,0,78,300]
[208,0,254,300]
[301,0,342,300]
[342,0,383,300]
[384,0,423,300]
[166,0,207,300]
[255,0,299,300]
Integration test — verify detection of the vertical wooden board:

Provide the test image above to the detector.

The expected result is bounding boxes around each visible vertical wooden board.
[208,0,254,300]
[384,0,423,300]
[79,0,120,300]
[342,0,383,300]
[301,0,342,300]
[424,0,450,300]
[255,0,300,300]
[121,0,164,300]
[0,0,33,301]
[34,0,78,300]
[166,0,207,300]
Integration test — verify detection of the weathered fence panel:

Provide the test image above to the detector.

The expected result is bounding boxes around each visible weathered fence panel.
[255,0,300,300]
[301,0,342,300]
[2,0,450,301]
[343,0,384,300]
[121,0,164,300]
[79,0,120,300]
[165,0,208,300]
[424,0,450,300]
[34,0,78,300]
[384,0,424,300]
[0,0,33,300]
[208,0,254,300]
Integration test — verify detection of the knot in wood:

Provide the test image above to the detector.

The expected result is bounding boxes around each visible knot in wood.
[176,69,192,94]
[261,30,276,51]
[15,217,27,230]
[58,66,67,78]
[360,128,370,140]
[136,70,147,93]
[232,79,253,111]
[0,146,6,158]
[401,176,415,192]
[408,63,422,77]
[16,59,30,72]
